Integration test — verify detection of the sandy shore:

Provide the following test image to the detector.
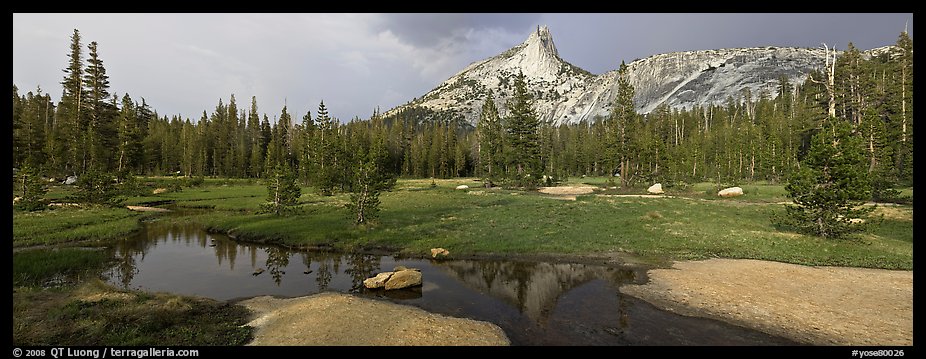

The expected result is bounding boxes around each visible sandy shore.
[620,258,913,345]
[239,292,510,346]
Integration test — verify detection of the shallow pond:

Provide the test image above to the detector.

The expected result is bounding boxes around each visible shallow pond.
[104,220,797,346]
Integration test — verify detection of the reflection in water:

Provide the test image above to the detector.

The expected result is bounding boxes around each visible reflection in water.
[433,261,635,325]
[343,253,381,291]
[265,247,289,285]
[104,220,796,346]
[315,258,332,291]
[112,248,139,289]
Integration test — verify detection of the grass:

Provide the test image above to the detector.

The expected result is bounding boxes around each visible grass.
[13,280,252,346]
[13,206,144,248]
[14,248,112,287]
[141,184,271,210]
[562,175,613,187]
[163,178,913,270]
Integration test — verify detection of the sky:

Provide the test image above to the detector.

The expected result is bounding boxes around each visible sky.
[13,13,913,123]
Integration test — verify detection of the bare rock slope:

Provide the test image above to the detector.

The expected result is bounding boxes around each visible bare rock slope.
[388,26,889,125]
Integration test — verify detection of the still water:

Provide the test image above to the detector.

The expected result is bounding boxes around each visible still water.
[104,220,797,346]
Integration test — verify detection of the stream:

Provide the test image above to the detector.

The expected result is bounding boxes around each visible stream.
[102,219,798,346]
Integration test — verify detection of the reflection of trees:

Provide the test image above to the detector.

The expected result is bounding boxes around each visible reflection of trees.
[315,259,332,291]
[343,253,380,291]
[250,245,257,269]
[300,253,312,274]
[611,269,635,336]
[111,252,139,289]
[264,247,290,286]
[213,234,242,271]
[106,225,154,289]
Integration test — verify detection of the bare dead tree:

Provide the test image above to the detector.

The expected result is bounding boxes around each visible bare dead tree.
[809,43,838,119]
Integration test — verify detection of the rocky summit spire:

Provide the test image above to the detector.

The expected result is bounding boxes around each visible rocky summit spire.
[527,25,558,58]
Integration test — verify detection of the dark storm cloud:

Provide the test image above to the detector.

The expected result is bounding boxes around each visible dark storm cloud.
[372,13,542,47]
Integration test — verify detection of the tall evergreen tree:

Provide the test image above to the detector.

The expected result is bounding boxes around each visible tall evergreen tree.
[609,61,639,188]
[225,94,239,177]
[893,31,913,183]
[13,85,25,167]
[477,91,504,186]
[18,88,50,168]
[246,96,261,177]
[314,101,338,195]
[298,110,315,184]
[504,71,541,187]
[116,93,139,173]
[82,41,115,171]
[56,29,85,176]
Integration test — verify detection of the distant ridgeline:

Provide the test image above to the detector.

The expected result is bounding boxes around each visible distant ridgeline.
[13,27,913,188]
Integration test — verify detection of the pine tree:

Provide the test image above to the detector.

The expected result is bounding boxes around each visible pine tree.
[13,86,25,167]
[116,93,139,174]
[314,101,338,195]
[893,31,913,183]
[224,94,239,177]
[347,140,393,225]
[277,105,293,167]
[609,61,639,188]
[71,167,122,206]
[18,87,49,168]
[247,96,262,177]
[180,118,197,176]
[260,164,301,216]
[210,98,228,176]
[15,163,48,212]
[253,114,271,177]
[780,119,873,238]
[504,71,541,187]
[58,29,85,175]
[82,41,115,172]
[298,110,315,184]
[477,90,504,186]
[348,158,380,225]
[134,98,153,172]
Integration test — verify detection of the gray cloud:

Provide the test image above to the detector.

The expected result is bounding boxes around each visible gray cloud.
[372,13,542,47]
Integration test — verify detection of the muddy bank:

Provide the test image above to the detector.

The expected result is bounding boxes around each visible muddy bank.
[620,259,913,345]
[126,206,171,212]
[239,292,510,346]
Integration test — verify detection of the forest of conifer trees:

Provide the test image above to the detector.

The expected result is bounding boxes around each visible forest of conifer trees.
[12,29,914,195]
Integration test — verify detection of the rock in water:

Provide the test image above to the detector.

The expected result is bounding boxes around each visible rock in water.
[253,268,265,276]
[455,185,469,190]
[718,187,744,197]
[430,248,450,258]
[385,270,422,290]
[363,271,395,289]
[647,183,664,194]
